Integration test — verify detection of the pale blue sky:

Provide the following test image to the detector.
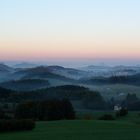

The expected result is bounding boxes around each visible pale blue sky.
[0,0,140,65]
[1,0,140,40]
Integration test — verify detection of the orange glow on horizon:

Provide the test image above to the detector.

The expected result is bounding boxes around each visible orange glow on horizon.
[0,39,140,61]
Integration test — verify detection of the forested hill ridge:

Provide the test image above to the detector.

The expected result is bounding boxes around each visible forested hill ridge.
[0,85,108,110]
[0,79,50,91]
[80,74,140,86]
[0,85,140,111]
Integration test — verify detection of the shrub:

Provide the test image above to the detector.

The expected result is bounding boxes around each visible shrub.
[82,113,92,120]
[116,108,128,117]
[119,108,128,116]
[0,119,35,132]
[98,114,115,121]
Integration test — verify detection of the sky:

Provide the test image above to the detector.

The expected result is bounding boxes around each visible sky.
[0,0,140,66]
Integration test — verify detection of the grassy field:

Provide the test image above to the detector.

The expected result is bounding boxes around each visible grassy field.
[76,111,140,125]
[0,119,140,140]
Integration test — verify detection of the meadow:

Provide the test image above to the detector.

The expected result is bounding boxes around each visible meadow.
[0,112,140,140]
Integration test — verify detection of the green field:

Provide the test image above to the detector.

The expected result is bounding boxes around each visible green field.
[0,119,140,140]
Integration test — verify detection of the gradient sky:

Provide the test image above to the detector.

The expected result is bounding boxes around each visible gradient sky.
[0,0,140,65]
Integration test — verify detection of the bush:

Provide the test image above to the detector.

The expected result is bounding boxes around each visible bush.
[82,113,92,120]
[0,119,35,132]
[119,108,128,116]
[98,114,115,121]
[116,108,128,117]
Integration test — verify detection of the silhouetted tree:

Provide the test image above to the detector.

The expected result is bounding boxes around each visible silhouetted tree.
[15,99,75,121]
[61,99,75,120]
[0,107,5,119]
[15,101,38,120]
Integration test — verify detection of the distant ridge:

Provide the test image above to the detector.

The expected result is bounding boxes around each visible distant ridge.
[14,62,38,68]
[0,63,13,72]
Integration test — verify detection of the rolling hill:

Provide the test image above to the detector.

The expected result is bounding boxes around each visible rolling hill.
[0,79,50,91]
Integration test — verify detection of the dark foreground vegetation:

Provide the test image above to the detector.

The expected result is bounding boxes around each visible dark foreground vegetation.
[0,84,140,136]
[0,85,108,111]
[0,84,140,122]
[0,99,75,132]
[0,119,35,132]
[15,99,75,121]
[0,85,140,112]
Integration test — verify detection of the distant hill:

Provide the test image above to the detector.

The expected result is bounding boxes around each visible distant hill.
[0,63,15,82]
[79,65,140,77]
[80,73,140,86]
[46,65,86,80]
[0,79,50,91]
[14,62,38,68]
[14,66,77,82]
[0,63,14,72]
[1,64,140,88]
[0,65,81,85]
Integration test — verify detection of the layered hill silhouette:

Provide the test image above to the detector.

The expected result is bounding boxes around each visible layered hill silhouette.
[0,63,140,91]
